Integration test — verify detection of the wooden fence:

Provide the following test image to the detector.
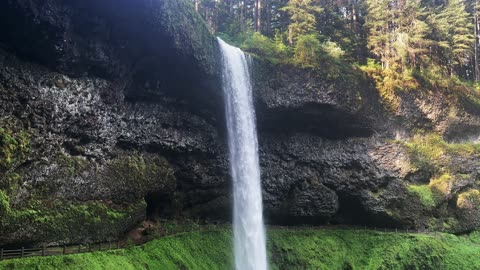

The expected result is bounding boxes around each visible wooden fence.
[0,224,441,261]
[0,241,123,260]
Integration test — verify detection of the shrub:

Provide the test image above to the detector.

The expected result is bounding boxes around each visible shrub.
[457,189,480,209]
[293,34,322,68]
[241,32,291,64]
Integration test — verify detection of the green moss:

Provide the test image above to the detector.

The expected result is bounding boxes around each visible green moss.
[401,133,480,183]
[407,184,437,207]
[104,154,176,203]
[429,173,454,198]
[402,133,446,173]
[443,217,460,231]
[0,189,145,244]
[159,0,217,76]
[0,127,30,172]
[457,189,480,210]
[56,154,89,176]
[2,229,480,270]
[404,133,480,166]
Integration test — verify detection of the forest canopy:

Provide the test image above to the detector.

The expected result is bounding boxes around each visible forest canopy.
[193,0,480,100]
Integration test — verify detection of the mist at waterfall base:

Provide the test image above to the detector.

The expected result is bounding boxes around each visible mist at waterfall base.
[218,38,268,270]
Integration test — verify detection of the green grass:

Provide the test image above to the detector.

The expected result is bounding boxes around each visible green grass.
[1,229,480,270]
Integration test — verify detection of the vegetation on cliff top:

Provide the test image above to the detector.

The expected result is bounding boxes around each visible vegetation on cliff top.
[195,0,480,112]
[1,229,480,270]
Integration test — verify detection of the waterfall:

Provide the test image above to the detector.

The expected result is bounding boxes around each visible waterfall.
[218,38,268,270]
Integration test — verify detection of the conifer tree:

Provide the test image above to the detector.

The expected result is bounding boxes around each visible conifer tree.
[281,0,323,45]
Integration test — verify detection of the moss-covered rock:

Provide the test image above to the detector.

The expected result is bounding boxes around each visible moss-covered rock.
[0,127,30,173]
[158,0,219,77]
[0,189,146,245]
[0,150,176,246]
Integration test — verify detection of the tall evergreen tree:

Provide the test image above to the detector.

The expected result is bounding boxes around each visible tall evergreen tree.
[365,0,391,68]
[281,0,323,44]
[434,0,474,75]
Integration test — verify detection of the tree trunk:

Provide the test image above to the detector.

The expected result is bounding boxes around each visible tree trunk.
[256,0,262,33]
[288,27,293,46]
[475,0,479,81]
[264,0,271,35]
[243,0,247,29]
[195,0,199,12]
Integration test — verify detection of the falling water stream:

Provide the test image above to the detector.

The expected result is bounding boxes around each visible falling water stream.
[218,38,268,270]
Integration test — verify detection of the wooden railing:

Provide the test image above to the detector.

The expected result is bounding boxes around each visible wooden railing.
[0,241,123,260]
[0,224,442,261]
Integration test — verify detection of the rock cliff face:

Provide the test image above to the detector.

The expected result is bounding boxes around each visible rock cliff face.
[0,0,480,246]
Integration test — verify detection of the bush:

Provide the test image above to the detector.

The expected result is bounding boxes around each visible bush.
[293,34,322,68]
[241,32,291,64]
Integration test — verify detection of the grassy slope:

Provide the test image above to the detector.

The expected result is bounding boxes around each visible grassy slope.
[1,229,479,270]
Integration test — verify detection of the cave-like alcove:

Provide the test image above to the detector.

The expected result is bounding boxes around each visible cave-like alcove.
[145,192,173,221]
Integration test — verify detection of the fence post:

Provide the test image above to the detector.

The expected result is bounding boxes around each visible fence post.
[42,245,45,256]
[63,245,66,255]
[78,245,81,253]
[1,248,3,260]
[21,247,24,258]
[117,241,120,249]
[88,243,91,252]
[109,241,112,250]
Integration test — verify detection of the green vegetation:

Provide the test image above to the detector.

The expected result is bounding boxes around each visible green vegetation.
[159,0,218,75]
[403,133,480,174]
[0,189,145,244]
[104,154,176,203]
[457,189,480,210]
[0,127,30,172]
[406,173,457,208]
[2,229,480,269]
[104,153,175,197]
[402,133,480,212]
[196,0,480,112]
[407,184,437,207]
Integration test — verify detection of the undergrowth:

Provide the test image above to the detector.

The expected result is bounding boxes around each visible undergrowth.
[1,229,480,270]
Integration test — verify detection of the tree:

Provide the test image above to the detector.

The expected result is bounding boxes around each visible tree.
[395,0,432,69]
[365,0,391,68]
[434,0,474,75]
[281,0,323,45]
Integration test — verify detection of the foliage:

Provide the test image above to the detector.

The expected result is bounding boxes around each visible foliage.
[293,34,322,68]
[429,173,455,197]
[0,128,30,172]
[0,189,145,244]
[432,0,474,71]
[407,184,437,207]
[240,31,291,64]
[403,133,480,172]
[281,0,323,44]
[457,189,480,209]
[360,59,417,111]
[2,229,480,269]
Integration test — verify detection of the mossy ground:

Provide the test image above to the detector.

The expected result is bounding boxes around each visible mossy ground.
[1,228,480,270]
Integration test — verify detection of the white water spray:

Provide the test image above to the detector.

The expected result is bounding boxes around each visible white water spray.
[218,38,268,270]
